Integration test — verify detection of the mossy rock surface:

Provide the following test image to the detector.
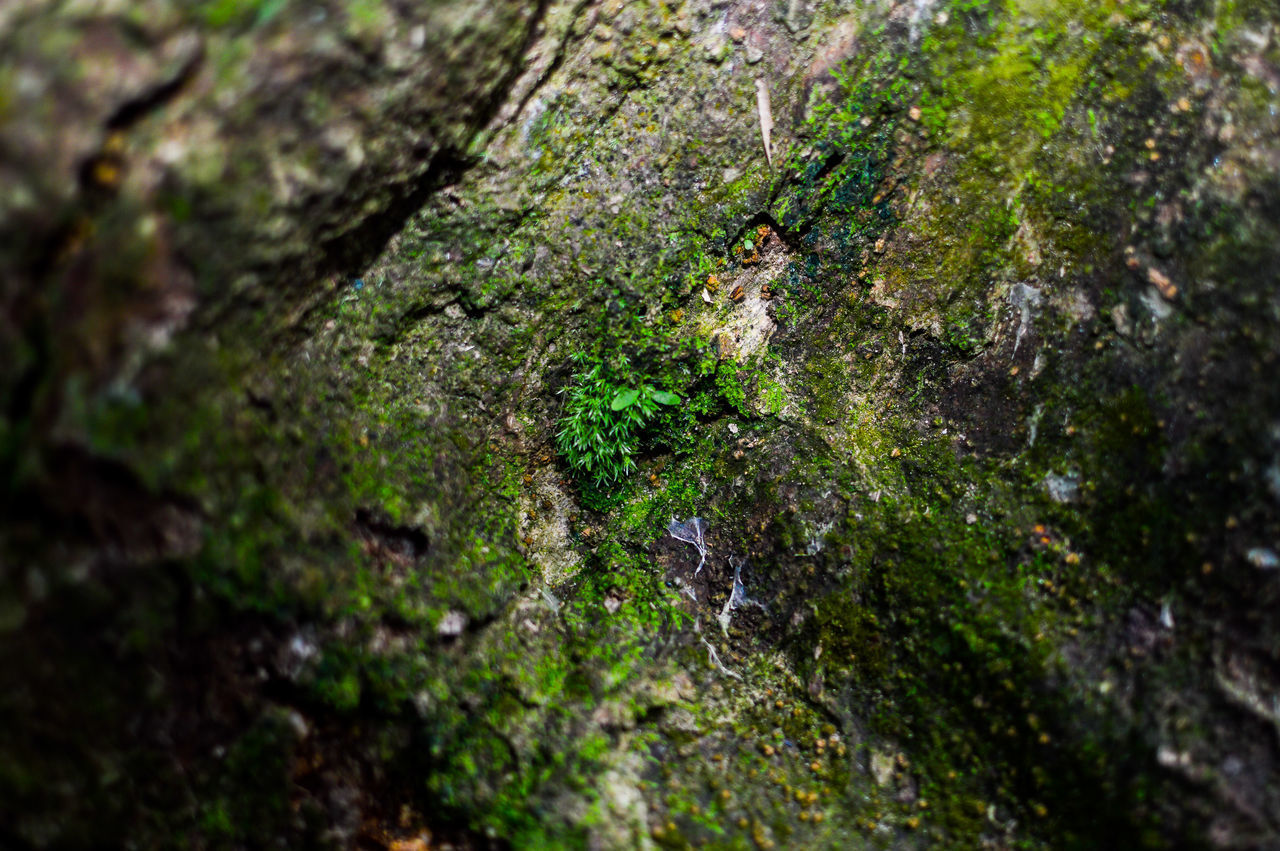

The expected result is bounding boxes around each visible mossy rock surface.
[4,0,1280,848]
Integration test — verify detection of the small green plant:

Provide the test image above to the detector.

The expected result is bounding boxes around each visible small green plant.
[557,353,680,486]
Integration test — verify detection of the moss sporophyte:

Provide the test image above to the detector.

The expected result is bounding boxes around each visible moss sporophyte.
[556,353,680,486]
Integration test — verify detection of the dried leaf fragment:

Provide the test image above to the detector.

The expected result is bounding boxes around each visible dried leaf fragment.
[756,77,774,167]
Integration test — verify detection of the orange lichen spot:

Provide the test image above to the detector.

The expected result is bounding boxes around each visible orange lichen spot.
[388,837,430,851]
[103,131,127,155]
[92,159,121,187]
[1148,266,1177,299]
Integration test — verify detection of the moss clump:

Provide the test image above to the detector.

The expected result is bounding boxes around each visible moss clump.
[557,351,682,486]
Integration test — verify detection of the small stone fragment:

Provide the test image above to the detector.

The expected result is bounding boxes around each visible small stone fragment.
[437,610,467,637]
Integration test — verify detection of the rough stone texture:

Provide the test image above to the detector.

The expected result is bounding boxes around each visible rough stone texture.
[4,0,1280,848]
[1,0,543,465]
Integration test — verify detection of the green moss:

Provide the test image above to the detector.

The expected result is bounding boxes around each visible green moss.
[557,352,683,486]
[767,434,1173,846]
[200,709,300,843]
[198,0,288,31]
